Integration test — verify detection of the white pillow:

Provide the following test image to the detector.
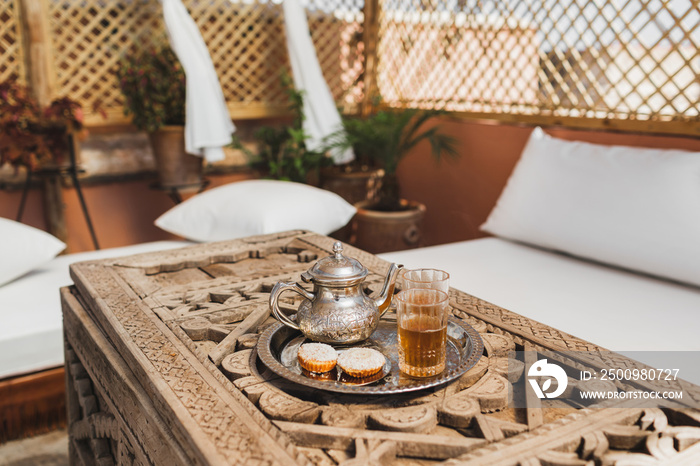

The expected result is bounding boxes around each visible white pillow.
[155,180,357,242]
[0,218,66,287]
[481,127,700,287]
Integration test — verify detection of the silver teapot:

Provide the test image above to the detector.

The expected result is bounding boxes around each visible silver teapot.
[269,242,403,345]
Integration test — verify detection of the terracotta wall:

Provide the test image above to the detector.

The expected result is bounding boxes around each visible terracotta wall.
[0,172,256,254]
[2,120,699,253]
[398,119,700,247]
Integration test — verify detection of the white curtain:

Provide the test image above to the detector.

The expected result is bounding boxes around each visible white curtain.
[161,0,235,163]
[283,0,355,164]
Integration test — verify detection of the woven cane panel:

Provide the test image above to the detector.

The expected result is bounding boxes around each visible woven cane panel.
[376,0,700,127]
[0,0,25,84]
[44,0,364,125]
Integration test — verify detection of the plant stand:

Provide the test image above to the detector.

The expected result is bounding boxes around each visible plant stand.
[150,179,210,204]
[15,135,100,250]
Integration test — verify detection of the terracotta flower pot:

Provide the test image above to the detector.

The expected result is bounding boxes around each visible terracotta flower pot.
[321,166,385,243]
[351,199,426,254]
[320,166,385,205]
[148,126,203,188]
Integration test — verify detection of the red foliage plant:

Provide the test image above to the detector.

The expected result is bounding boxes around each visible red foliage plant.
[0,79,85,170]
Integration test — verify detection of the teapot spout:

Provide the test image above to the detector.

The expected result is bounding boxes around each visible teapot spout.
[374,263,404,315]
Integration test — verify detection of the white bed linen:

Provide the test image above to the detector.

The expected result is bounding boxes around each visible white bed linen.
[379,238,700,384]
[0,241,191,379]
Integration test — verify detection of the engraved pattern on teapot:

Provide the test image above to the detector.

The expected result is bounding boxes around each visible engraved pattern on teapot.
[269,242,403,345]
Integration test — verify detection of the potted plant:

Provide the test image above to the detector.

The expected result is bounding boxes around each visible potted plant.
[0,79,85,171]
[117,42,203,188]
[327,107,458,253]
[318,135,385,207]
[233,75,331,185]
[318,97,386,206]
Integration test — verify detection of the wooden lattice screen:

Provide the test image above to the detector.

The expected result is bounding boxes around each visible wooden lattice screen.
[36,0,365,125]
[48,0,162,124]
[375,0,700,134]
[0,0,24,85]
[4,0,699,134]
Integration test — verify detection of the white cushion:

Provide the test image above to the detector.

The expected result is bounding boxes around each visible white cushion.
[0,240,191,378]
[380,238,700,384]
[0,217,66,287]
[155,180,357,242]
[481,127,700,287]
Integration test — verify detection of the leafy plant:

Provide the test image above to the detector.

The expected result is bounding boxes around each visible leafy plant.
[233,75,331,183]
[325,106,459,210]
[0,79,85,170]
[116,42,186,132]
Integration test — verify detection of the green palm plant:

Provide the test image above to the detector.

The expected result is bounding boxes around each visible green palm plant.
[327,108,459,210]
[233,75,331,184]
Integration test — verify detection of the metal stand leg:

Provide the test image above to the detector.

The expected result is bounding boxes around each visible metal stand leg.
[67,136,100,250]
[16,169,33,222]
[167,188,183,204]
[68,168,100,250]
[14,134,100,250]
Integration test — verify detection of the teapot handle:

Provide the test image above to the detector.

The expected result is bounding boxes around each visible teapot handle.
[269,281,315,331]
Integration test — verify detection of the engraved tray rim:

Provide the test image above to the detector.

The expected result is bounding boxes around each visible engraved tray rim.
[256,316,484,395]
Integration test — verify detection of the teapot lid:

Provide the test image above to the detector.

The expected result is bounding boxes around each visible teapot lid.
[304,242,368,285]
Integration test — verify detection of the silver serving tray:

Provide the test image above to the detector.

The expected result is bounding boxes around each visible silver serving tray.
[256,315,483,395]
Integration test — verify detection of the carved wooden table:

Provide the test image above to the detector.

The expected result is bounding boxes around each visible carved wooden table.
[62,231,700,465]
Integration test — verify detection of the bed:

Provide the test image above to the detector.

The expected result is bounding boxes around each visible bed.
[0,180,359,381]
[379,237,700,385]
[381,127,700,385]
[0,240,191,379]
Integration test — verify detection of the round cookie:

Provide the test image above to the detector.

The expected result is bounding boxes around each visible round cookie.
[337,347,385,378]
[297,343,338,373]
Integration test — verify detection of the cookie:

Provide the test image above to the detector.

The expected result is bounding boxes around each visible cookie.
[337,347,385,378]
[297,343,338,373]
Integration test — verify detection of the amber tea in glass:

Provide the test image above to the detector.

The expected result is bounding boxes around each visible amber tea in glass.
[396,289,449,377]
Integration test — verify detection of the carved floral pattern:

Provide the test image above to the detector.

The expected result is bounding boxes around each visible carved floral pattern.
[66,232,700,465]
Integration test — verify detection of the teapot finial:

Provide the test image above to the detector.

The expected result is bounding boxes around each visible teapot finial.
[333,241,343,260]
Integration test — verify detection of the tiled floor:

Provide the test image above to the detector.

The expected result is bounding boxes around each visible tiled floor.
[0,430,68,466]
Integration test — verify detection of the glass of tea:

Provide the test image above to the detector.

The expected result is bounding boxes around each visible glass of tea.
[400,268,450,293]
[396,289,449,377]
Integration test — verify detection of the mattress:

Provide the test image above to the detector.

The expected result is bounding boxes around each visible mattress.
[380,238,700,384]
[0,241,191,379]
